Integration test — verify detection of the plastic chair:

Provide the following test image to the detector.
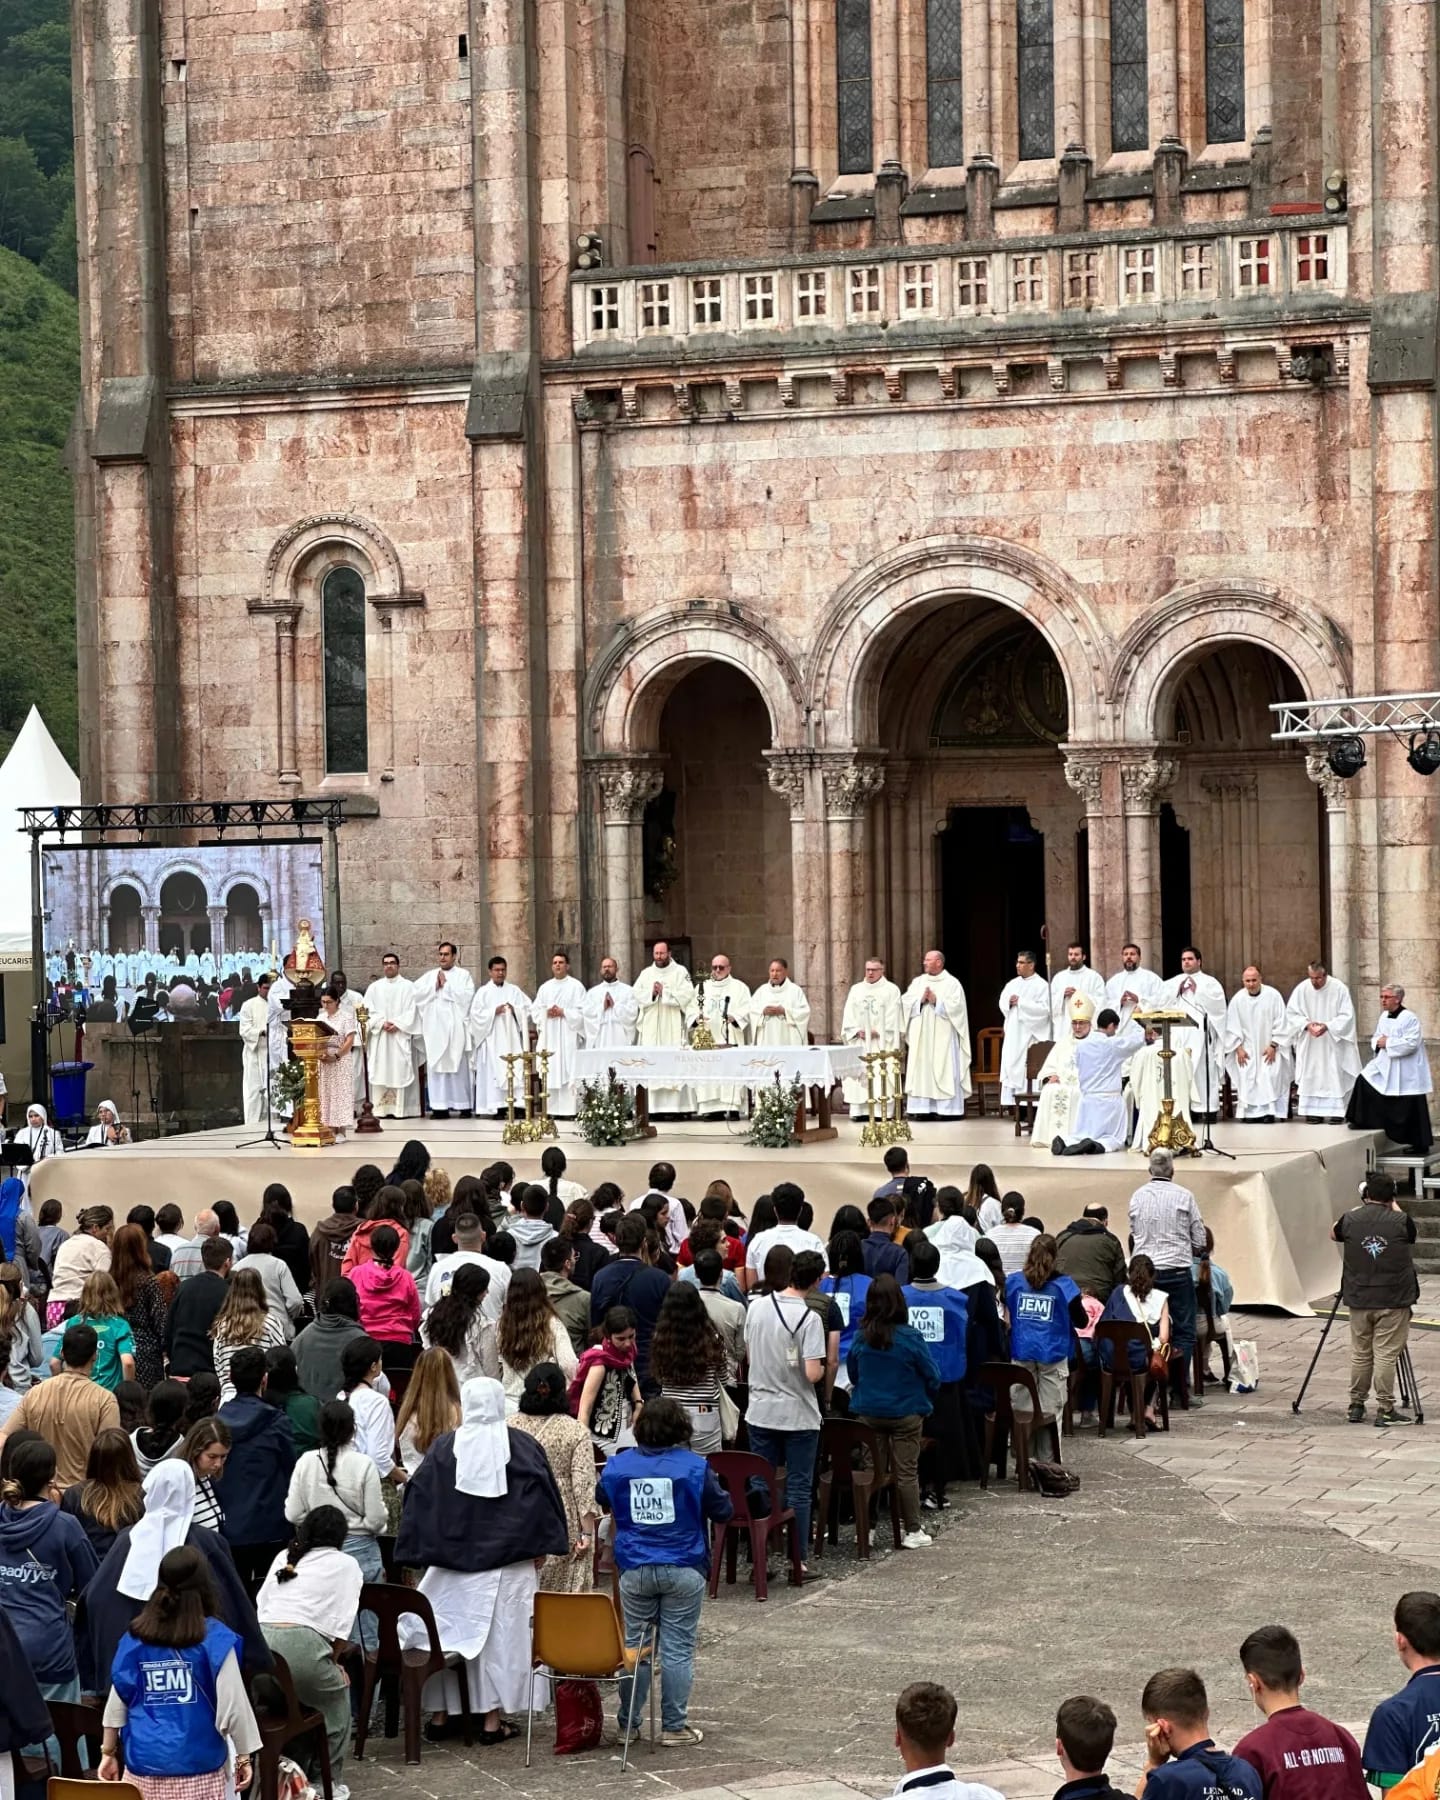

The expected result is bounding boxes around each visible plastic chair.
[47,1781,143,1800]
[524,1590,657,1771]
[47,1700,106,1777]
[970,1028,1004,1116]
[353,1582,475,1763]
[1013,1040,1054,1137]
[814,1417,902,1559]
[1095,1321,1169,1438]
[253,1652,334,1800]
[704,1450,803,1600]
[977,1361,1062,1490]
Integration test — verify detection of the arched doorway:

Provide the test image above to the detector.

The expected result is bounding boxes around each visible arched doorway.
[107,885,143,954]
[158,871,211,958]
[647,663,792,982]
[225,883,263,957]
[1156,643,1319,990]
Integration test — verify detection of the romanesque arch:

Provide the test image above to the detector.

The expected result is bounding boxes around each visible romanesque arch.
[262,513,405,605]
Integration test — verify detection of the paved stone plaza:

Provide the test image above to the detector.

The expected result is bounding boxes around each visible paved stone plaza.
[349,1283,1440,1800]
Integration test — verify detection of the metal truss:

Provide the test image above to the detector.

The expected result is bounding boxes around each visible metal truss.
[18,798,345,842]
[1270,693,1440,741]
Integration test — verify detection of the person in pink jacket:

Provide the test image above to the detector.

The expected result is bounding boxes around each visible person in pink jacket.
[347,1225,422,1382]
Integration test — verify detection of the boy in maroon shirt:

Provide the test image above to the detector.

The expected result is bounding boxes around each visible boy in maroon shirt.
[1233,1626,1368,1800]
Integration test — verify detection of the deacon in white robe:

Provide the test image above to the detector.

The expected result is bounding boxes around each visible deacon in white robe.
[902,951,971,1118]
[1050,945,1106,1039]
[1104,945,1164,1029]
[693,955,752,1117]
[1031,993,1093,1148]
[530,952,588,1117]
[264,974,295,1118]
[413,943,476,1115]
[1054,1015,1145,1153]
[582,959,639,1049]
[634,941,697,1114]
[198,950,216,983]
[1163,950,1227,1116]
[999,951,1052,1105]
[840,959,906,1118]
[468,958,534,1115]
[1286,962,1361,1119]
[363,956,422,1118]
[1347,983,1435,1150]
[1128,1028,1197,1150]
[237,976,274,1125]
[1223,967,1294,1121]
[747,960,810,1048]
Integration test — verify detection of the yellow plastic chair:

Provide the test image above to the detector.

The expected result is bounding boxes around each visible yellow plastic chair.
[524,1590,658,1770]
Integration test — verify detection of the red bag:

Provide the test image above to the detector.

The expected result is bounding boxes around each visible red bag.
[553,1678,604,1755]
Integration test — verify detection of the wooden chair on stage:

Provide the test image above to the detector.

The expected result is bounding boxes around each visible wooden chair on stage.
[971,1028,1004,1116]
[1014,1041,1054,1137]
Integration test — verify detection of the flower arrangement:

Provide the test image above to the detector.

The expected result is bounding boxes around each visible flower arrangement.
[747,1074,804,1148]
[270,1058,306,1115]
[577,1070,638,1147]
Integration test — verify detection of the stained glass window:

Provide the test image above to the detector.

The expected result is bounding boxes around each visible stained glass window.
[836,0,874,174]
[1017,0,1055,160]
[1204,0,1245,143]
[1109,0,1148,150]
[322,568,367,775]
[926,0,963,167]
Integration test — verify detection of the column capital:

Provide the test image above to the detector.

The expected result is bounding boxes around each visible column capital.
[1062,752,1106,812]
[1305,748,1351,810]
[1121,754,1179,809]
[821,753,886,819]
[764,748,812,820]
[593,759,665,824]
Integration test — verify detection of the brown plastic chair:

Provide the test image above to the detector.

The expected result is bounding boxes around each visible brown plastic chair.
[977,1361,1062,1490]
[1095,1320,1170,1438]
[253,1652,334,1800]
[971,1028,1004,1116]
[524,1590,657,1771]
[1192,1279,1232,1395]
[47,1700,106,1777]
[47,1781,143,1800]
[353,1581,474,1763]
[814,1417,902,1559]
[704,1449,803,1600]
[1014,1040,1055,1138]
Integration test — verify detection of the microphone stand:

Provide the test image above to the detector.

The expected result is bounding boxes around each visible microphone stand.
[1195,1007,1234,1160]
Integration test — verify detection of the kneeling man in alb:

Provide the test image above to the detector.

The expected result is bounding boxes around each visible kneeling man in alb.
[1052,1008,1144,1155]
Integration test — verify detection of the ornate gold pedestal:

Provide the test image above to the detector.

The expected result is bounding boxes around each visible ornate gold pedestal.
[1134,1009,1197,1156]
[859,1049,911,1147]
[288,1019,336,1150]
[502,1049,556,1144]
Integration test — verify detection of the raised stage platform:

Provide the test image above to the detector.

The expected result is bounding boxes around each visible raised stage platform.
[29,1116,1379,1314]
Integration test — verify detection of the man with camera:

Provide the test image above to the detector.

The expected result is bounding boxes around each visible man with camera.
[1333,1172,1418,1427]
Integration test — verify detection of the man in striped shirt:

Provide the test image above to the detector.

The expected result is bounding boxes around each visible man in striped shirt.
[1129,1149,1209,1405]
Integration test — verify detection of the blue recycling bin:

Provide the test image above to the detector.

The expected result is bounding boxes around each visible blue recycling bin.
[51,1059,94,1126]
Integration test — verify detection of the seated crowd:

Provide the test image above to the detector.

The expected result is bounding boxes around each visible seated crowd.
[0,1140,1239,1785]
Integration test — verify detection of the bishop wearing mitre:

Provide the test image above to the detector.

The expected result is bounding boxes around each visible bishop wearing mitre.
[999,950,1052,1106]
[1032,992,1093,1148]
[583,957,639,1049]
[634,940,697,1114]
[902,951,971,1119]
[841,957,905,1119]
[412,941,476,1117]
[531,951,588,1117]
[747,958,811,1048]
[363,952,421,1118]
[468,955,533,1116]
[694,953,751,1118]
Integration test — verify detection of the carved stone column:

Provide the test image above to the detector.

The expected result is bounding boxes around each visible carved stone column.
[1120,755,1178,966]
[822,755,886,1039]
[765,748,822,1003]
[596,761,664,982]
[1197,769,1259,987]
[1307,750,1353,986]
[207,905,226,964]
[142,905,160,954]
[883,759,912,975]
[275,609,301,785]
[1063,751,1116,972]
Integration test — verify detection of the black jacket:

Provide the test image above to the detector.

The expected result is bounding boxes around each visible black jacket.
[395,1428,569,1572]
[0,1606,51,1750]
[164,1270,229,1375]
[1335,1202,1419,1310]
[270,1215,314,1295]
[214,1394,296,1545]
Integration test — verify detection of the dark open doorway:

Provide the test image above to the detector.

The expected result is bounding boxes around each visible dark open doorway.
[1159,802,1191,972]
[939,806,1047,1024]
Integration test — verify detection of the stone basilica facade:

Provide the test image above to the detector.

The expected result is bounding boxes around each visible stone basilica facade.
[69,0,1438,1033]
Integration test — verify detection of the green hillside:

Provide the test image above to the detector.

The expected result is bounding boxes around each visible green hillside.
[0,242,78,762]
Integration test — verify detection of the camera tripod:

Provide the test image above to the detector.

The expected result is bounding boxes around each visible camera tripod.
[1291,1288,1424,1422]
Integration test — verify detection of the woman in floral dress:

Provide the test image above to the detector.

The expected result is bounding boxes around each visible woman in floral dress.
[508,1362,597,1593]
[318,989,355,1137]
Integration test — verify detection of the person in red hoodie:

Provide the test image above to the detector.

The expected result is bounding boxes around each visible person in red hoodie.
[349,1225,422,1383]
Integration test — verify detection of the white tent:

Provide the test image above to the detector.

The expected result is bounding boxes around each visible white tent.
[0,707,81,967]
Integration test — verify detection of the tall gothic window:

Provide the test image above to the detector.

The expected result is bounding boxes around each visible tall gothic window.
[322,567,368,774]
[1017,0,1055,159]
[926,0,964,167]
[836,0,873,173]
[1204,0,1245,142]
[1109,0,1148,150]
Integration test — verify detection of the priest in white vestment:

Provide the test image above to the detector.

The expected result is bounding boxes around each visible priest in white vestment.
[902,951,971,1118]
[1128,1026,1196,1150]
[1053,1012,1145,1153]
[412,943,476,1116]
[1347,982,1435,1150]
[363,955,422,1118]
[237,974,274,1125]
[1032,992,1092,1148]
[468,957,534,1116]
[1162,948,1227,1117]
[999,950,1052,1105]
[1286,962,1361,1119]
[530,951,588,1117]
[1104,944,1165,1029]
[1050,943,1106,1039]
[841,958,906,1118]
[582,958,639,1049]
[694,954,751,1117]
[748,959,810,1048]
[1223,966,1294,1121]
[266,974,295,1119]
[634,941,697,1114]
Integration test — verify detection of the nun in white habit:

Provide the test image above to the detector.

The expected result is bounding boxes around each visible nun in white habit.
[395,1376,569,1740]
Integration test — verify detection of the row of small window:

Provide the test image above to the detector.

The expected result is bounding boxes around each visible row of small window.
[581,233,1336,340]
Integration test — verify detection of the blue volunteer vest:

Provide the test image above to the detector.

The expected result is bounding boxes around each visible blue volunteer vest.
[110,1618,240,1776]
[819,1273,872,1360]
[900,1283,969,1382]
[1006,1273,1080,1364]
[602,1445,712,1571]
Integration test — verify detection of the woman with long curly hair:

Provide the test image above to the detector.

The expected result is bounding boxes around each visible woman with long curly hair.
[209,1268,285,1400]
[110,1223,167,1389]
[394,1346,462,1476]
[496,1267,575,1411]
[647,1281,727,1452]
[421,1262,498,1386]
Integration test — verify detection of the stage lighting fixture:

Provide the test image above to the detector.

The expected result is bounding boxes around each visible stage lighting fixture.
[93,806,111,830]
[292,798,312,824]
[1326,736,1367,779]
[52,807,70,833]
[212,802,231,831]
[248,801,266,826]
[1408,729,1440,777]
[133,805,149,830]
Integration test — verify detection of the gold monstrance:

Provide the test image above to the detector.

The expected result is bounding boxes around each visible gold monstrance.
[1132,1008,1198,1155]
